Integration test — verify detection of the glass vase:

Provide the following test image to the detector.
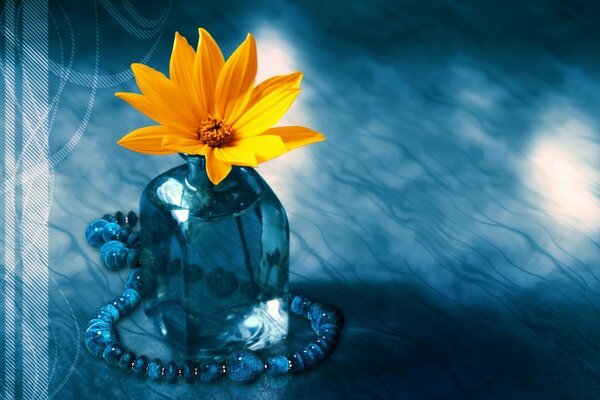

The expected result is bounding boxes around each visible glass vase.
[139,154,289,359]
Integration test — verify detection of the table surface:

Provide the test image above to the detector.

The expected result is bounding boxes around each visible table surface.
[5,0,600,399]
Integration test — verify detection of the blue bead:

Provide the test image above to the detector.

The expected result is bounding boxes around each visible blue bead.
[84,325,116,357]
[123,288,141,308]
[199,363,222,383]
[85,219,108,248]
[100,304,120,322]
[100,240,129,271]
[288,352,304,373]
[115,211,126,226]
[132,356,148,376]
[316,336,335,354]
[102,214,117,223]
[102,223,123,242]
[291,294,313,316]
[165,361,178,383]
[307,343,325,362]
[91,310,114,323]
[127,249,141,268]
[119,351,135,370]
[126,268,143,291]
[126,232,140,248]
[265,356,289,375]
[301,347,317,369]
[86,320,111,333]
[183,360,196,384]
[318,323,341,339]
[86,318,109,328]
[148,359,163,381]
[120,227,132,242]
[309,304,344,332]
[111,298,129,316]
[103,343,124,367]
[127,211,138,228]
[226,350,263,384]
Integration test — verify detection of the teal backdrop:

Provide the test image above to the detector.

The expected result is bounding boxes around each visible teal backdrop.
[2,0,600,399]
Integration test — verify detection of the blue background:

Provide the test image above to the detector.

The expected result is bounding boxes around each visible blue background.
[12,0,600,398]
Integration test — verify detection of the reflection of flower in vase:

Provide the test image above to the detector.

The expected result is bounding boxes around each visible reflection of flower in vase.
[205,267,238,298]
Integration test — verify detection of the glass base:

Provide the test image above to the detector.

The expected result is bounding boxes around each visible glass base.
[146,296,289,360]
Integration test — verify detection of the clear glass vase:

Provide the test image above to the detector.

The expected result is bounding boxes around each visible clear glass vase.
[139,154,289,359]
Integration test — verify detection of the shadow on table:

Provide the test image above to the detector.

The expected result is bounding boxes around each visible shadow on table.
[287,279,600,400]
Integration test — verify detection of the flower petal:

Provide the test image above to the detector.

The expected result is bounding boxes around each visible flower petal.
[115,92,167,125]
[205,147,232,185]
[131,63,200,129]
[263,126,325,150]
[117,126,182,155]
[232,88,300,139]
[193,28,225,116]
[169,32,196,88]
[229,135,287,163]
[213,146,258,167]
[162,136,208,155]
[249,72,302,108]
[215,34,257,123]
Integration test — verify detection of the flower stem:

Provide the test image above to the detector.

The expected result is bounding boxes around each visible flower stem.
[235,216,255,287]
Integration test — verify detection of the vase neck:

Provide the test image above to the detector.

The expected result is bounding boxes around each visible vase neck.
[182,154,210,189]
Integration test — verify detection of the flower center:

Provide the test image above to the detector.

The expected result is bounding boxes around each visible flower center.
[198,115,233,148]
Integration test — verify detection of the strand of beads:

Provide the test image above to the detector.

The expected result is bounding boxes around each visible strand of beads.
[84,211,344,384]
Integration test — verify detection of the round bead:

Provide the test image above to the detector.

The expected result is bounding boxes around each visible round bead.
[291,294,313,316]
[86,318,109,329]
[265,356,289,375]
[199,362,222,383]
[115,211,126,226]
[127,211,138,228]
[99,304,120,322]
[120,227,131,242]
[315,336,335,354]
[119,351,135,370]
[126,268,143,291]
[183,360,196,383]
[165,361,178,383]
[102,223,123,242]
[91,310,114,323]
[127,249,141,268]
[307,343,325,362]
[103,343,124,367]
[309,304,344,332]
[85,219,108,248]
[288,352,305,373]
[226,350,263,384]
[123,289,141,308]
[86,320,111,332]
[148,359,163,381]
[318,323,341,339]
[111,298,130,316]
[100,240,129,271]
[300,347,317,369]
[102,213,117,223]
[126,232,140,248]
[84,325,116,357]
[132,356,148,376]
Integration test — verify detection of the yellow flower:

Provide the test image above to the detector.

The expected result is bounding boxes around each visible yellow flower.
[116,28,325,185]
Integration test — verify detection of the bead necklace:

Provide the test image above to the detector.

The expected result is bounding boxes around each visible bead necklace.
[84,211,344,384]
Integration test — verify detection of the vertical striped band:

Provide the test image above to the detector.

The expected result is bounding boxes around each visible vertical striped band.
[2,1,52,399]
[20,1,51,398]
[2,0,18,398]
